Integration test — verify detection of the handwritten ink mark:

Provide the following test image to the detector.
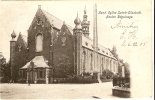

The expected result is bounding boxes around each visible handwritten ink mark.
[128,29,138,39]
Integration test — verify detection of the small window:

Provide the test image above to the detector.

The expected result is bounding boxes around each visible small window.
[85,42,88,46]
[18,44,22,51]
[91,45,94,48]
[23,71,25,78]
[39,70,43,78]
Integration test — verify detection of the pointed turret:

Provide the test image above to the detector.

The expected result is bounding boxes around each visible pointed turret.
[10,30,17,80]
[11,30,16,41]
[81,6,90,37]
[73,12,82,75]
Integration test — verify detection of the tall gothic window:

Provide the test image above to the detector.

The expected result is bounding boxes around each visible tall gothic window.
[82,51,86,73]
[36,33,43,52]
[102,58,103,71]
[113,61,115,72]
[106,59,109,69]
[90,54,93,70]
[116,63,118,72]
[100,57,103,73]
[110,60,112,71]
[97,56,98,68]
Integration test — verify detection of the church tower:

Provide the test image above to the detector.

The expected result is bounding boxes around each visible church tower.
[73,13,82,75]
[10,30,16,81]
[81,6,90,38]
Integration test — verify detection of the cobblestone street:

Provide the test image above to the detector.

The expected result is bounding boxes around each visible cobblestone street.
[0,82,120,99]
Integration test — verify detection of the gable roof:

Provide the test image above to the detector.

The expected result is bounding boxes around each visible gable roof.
[66,24,74,35]
[42,9,74,35]
[42,10,63,30]
[17,33,27,47]
[20,56,49,69]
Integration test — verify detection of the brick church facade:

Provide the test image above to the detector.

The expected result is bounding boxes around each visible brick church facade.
[10,5,118,83]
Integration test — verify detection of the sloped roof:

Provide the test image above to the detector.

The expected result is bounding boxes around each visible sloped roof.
[42,10,63,30]
[82,35,116,59]
[20,33,27,47]
[66,24,74,35]
[21,35,27,43]
[15,33,28,48]
[42,9,74,35]
[20,56,49,69]
[0,52,4,59]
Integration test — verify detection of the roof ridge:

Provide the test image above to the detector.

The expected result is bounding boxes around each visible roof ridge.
[98,44,107,49]
[42,10,63,22]
[66,24,74,29]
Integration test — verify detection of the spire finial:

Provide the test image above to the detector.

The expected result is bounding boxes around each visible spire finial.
[74,12,81,29]
[84,6,87,14]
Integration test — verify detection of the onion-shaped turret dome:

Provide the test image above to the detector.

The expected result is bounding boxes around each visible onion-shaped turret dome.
[11,30,16,39]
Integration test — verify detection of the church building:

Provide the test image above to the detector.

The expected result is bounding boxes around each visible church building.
[10,5,118,84]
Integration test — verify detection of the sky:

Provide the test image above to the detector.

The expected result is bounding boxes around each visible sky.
[0,0,153,98]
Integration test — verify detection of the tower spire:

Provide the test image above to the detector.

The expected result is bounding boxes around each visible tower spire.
[84,6,86,14]
[81,6,90,38]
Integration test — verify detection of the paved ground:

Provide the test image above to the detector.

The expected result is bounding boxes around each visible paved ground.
[0,82,120,99]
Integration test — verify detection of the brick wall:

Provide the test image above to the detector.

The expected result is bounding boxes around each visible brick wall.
[53,24,74,78]
[27,9,51,62]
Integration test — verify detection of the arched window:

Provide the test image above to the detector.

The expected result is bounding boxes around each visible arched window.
[102,58,103,71]
[90,53,93,70]
[103,57,105,69]
[113,61,115,72]
[100,57,103,73]
[110,60,112,71]
[97,56,98,68]
[82,51,86,73]
[106,59,109,69]
[36,33,43,52]
[115,62,118,72]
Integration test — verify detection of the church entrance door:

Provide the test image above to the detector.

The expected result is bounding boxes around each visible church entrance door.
[29,71,35,83]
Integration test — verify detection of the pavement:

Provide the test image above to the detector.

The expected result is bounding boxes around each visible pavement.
[0,82,120,99]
